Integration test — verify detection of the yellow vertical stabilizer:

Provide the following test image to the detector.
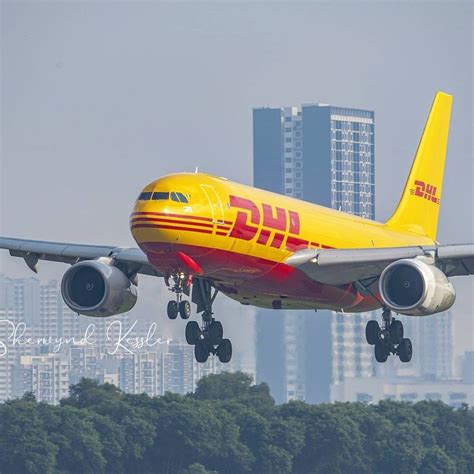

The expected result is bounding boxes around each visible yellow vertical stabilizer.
[385,92,452,240]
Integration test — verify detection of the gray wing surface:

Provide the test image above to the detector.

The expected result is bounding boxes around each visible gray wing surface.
[285,244,474,285]
[0,236,161,277]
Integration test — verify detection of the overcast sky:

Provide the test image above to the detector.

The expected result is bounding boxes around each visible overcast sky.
[1,1,472,356]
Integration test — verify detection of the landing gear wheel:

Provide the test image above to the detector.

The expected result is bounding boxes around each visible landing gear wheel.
[185,321,201,345]
[179,300,191,319]
[216,339,232,363]
[389,319,404,345]
[194,342,209,363]
[374,343,389,363]
[207,321,223,346]
[366,320,381,345]
[398,338,413,363]
[167,301,178,320]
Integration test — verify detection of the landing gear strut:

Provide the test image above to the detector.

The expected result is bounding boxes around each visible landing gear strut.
[165,273,192,320]
[366,307,412,363]
[185,278,232,364]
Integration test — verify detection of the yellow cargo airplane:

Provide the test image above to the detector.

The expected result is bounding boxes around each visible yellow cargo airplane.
[1,92,473,364]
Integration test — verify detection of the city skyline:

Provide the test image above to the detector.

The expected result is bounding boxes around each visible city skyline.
[0,273,472,406]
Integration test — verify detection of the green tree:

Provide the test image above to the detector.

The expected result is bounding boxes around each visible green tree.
[63,378,156,470]
[193,371,275,415]
[0,399,58,474]
[180,463,218,474]
[38,404,106,474]
[292,404,369,474]
[144,396,252,473]
[418,446,456,474]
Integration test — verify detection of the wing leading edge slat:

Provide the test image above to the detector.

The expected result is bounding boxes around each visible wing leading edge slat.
[0,237,161,277]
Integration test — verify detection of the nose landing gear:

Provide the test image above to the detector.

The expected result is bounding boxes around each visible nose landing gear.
[165,273,192,320]
[366,307,413,363]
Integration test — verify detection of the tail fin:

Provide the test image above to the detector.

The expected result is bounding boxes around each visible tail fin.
[385,91,453,240]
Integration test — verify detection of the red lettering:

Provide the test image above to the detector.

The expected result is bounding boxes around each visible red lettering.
[286,236,309,252]
[414,180,425,197]
[270,233,285,249]
[229,196,260,224]
[288,210,300,234]
[257,229,271,245]
[229,195,260,241]
[262,204,286,231]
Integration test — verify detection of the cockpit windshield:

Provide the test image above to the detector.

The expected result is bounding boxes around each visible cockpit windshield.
[171,192,189,203]
[137,191,189,203]
[152,192,170,200]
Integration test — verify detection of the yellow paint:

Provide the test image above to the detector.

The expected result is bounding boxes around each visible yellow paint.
[386,92,452,240]
[131,92,452,263]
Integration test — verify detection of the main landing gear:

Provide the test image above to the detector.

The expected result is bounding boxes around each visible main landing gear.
[366,307,413,363]
[165,274,232,364]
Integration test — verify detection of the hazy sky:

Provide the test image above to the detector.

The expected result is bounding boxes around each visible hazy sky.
[1,1,472,356]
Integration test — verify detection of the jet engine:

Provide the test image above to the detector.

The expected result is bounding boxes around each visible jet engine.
[379,258,455,316]
[61,259,137,317]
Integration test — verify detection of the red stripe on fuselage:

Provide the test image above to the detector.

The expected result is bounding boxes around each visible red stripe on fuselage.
[131,217,215,228]
[131,211,232,225]
[131,223,213,234]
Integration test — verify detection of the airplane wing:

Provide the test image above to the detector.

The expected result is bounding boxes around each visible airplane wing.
[0,237,162,277]
[285,244,474,285]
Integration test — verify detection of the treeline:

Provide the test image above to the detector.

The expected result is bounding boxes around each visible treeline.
[0,373,472,474]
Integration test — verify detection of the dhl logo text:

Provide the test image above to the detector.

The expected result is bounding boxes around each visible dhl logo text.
[228,195,328,251]
[410,180,440,204]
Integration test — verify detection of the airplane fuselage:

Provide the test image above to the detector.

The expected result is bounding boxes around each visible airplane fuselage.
[130,173,435,312]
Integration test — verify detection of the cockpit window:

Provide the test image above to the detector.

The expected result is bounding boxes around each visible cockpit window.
[177,192,189,203]
[138,192,153,200]
[171,192,189,203]
[152,192,170,200]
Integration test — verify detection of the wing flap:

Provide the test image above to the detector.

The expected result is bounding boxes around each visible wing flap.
[285,244,472,285]
[437,244,474,276]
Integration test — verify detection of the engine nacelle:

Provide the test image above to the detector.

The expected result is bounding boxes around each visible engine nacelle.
[379,258,455,316]
[61,259,137,317]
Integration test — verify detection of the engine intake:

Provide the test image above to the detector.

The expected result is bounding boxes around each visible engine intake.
[61,260,137,317]
[379,258,455,316]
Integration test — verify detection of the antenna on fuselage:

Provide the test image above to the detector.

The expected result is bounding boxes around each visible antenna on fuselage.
[194,166,199,173]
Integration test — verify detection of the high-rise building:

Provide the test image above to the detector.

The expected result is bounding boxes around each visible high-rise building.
[418,311,454,380]
[253,103,376,403]
[15,354,70,404]
[462,351,474,384]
